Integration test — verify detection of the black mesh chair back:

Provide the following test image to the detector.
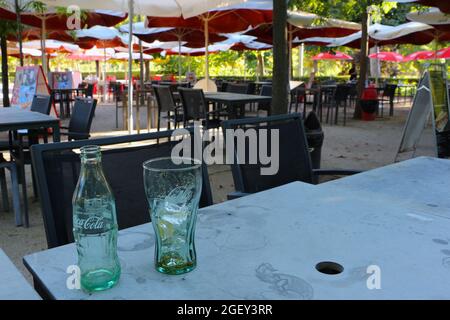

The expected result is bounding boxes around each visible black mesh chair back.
[220,82,229,92]
[258,85,272,114]
[334,84,351,104]
[31,129,213,248]
[178,88,207,122]
[246,82,256,95]
[260,85,272,97]
[30,95,52,115]
[227,83,249,94]
[85,84,94,98]
[221,113,313,194]
[153,85,176,113]
[67,97,97,141]
[383,84,397,100]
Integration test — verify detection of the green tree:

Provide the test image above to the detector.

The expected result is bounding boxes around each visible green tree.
[0,20,19,107]
[288,0,400,118]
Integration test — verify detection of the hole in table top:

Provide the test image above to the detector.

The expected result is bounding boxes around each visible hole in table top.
[315,261,344,275]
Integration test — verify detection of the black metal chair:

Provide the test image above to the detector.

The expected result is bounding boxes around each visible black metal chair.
[8,94,53,226]
[0,153,22,226]
[226,83,249,118]
[60,97,97,141]
[221,113,360,199]
[153,85,184,132]
[378,84,397,117]
[84,83,94,98]
[112,82,124,128]
[227,83,248,94]
[16,94,52,143]
[325,84,351,126]
[257,85,272,116]
[30,129,213,248]
[178,87,222,130]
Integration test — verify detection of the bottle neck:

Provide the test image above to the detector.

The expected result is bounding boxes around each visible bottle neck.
[80,146,102,171]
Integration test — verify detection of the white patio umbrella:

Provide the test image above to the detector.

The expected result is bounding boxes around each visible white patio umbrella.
[298,22,435,48]
[20,39,80,53]
[113,52,153,60]
[39,0,246,133]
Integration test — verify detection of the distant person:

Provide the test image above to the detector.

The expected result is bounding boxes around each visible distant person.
[349,64,357,81]
[306,72,316,89]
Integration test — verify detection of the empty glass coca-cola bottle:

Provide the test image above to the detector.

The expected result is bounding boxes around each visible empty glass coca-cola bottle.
[72,145,121,292]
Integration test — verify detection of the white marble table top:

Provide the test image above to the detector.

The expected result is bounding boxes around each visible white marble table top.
[23,157,450,299]
[0,249,40,300]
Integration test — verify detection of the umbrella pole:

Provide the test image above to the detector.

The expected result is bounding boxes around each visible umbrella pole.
[178,37,182,84]
[375,45,380,86]
[288,26,293,80]
[127,0,134,134]
[188,53,191,73]
[299,43,304,78]
[138,15,144,93]
[204,18,210,91]
[103,47,107,103]
[41,18,47,76]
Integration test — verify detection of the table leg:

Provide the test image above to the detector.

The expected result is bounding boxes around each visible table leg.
[52,124,60,143]
[59,93,65,119]
[136,99,141,134]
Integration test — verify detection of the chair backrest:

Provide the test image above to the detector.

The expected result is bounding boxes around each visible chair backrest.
[221,113,314,194]
[227,83,248,94]
[68,97,97,141]
[178,87,207,122]
[334,84,351,103]
[30,94,52,115]
[153,85,176,113]
[85,84,94,98]
[220,81,229,92]
[31,129,213,248]
[383,84,397,99]
[246,82,256,95]
[260,85,272,97]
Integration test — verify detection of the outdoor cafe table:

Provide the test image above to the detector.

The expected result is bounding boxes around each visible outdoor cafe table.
[0,107,60,142]
[51,88,87,119]
[0,249,40,300]
[23,156,450,299]
[204,92,272,118]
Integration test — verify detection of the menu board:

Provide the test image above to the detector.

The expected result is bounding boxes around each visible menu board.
[11,66,50,110]
[429,69,450,132]
[50,71,82,89]
[396,64,450,161]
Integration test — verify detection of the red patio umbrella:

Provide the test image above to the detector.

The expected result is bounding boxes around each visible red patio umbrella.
[20,10,127,30]
[403,50,437,61]
[312,52,353,60]
[7,28,74,43]
[437,47,450,59]
[368,52,404,62]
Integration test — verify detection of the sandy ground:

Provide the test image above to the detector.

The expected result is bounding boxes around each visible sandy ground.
[0,97,435,283]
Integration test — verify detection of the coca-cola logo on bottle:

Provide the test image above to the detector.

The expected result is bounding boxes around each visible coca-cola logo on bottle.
[74,216,105,233]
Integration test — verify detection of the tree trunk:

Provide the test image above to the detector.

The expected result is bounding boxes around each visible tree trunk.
[272,0,289,115]
[145,60,150,82]
[1,36,10,107]
[15,0,23,67]
[256,51,264,80]
[354,5,370,119]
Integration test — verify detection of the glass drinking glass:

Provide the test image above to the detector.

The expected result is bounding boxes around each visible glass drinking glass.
[143,157,202,275]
